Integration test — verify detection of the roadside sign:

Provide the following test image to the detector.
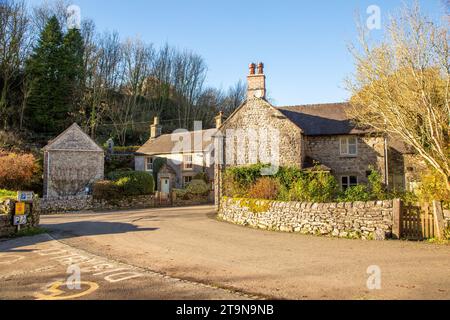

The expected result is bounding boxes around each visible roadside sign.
[13,215,27,226]
[15,202,26,215]
[17,191,34,203]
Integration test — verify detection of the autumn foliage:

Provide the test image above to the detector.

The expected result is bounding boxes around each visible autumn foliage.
[0,152,38,190]
[247,177,281,200]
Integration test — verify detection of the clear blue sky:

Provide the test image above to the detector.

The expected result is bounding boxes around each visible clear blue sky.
[28,0,447,106]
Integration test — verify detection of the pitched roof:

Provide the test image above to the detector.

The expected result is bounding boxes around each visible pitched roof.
[43,123,103,152]
[136,129,217,156]
[277,102,371,136]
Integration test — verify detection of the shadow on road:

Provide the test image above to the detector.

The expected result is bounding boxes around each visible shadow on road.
[42,221,158,237]
[0,221,158,253]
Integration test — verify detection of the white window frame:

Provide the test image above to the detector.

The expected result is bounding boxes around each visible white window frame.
[183,176,193,187]
[341,175,358,190]
[340,136,358,156]
[183,154,193,170]
[145,157,154,172]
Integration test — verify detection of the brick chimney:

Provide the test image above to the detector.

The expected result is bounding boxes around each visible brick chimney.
[247,62,266,99]
[215,111,224,129]
[150,116,162,139]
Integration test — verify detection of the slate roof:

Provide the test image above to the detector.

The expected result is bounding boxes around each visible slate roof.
[136,129,217,156]
[277,102,371,136]
[43,123,103,152]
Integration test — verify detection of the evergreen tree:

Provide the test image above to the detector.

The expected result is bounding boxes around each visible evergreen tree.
[25,16,66,134]
[62,27,85,120]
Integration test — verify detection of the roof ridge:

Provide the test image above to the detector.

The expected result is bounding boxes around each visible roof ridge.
[278,102,349,109]
[43,123,103,152]
[156,128,217,138]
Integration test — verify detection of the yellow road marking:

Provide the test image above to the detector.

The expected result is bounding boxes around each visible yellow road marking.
[0,254,25,265]
[34,281,99,300]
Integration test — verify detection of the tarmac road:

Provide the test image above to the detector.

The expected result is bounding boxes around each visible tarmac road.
[2,205,450,300]
[0,234,252,300]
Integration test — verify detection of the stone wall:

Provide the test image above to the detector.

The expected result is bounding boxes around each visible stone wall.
[219,197,394,240]
[36,195,155,214]
[44,150,104,198]
[0,200,40,238]
[220,98,304,167]
[305,135,387,185]
[36,194,212,215]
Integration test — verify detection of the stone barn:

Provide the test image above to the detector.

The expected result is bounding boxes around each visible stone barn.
[43,123,104,199]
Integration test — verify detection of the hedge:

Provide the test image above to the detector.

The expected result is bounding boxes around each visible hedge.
[94,171,155,199]
[93,181,123,200]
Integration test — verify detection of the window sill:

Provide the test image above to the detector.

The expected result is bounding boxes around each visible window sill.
[339,155,358,158]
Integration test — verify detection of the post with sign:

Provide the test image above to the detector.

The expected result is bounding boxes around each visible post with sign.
[14,191,34,232]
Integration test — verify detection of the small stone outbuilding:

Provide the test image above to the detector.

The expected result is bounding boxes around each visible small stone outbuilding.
[43,123,104,199]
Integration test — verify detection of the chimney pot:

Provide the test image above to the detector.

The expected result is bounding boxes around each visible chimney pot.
[249,63,256,75]
[257,62,264,74]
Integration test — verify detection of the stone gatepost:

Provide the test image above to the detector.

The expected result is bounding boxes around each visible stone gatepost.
[213,130,225,211]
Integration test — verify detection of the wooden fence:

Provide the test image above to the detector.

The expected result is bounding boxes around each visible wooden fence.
[399,200,446,241]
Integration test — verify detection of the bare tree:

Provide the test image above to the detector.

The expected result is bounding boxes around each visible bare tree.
[105,37,154,145]
[82,31,122,139]
[171,50,207,129]
[31,0,70,36]
[346,4,450,191]
[221,80,246,116]
[0,0,30,129]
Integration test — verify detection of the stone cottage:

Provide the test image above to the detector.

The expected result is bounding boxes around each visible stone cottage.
[214,63,424,205]
[43,123,104,199]
[135,117,217,193]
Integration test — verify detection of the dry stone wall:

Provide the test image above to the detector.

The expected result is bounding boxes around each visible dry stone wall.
[36,194,212,215]
[0,200,40,237]
[219,197,394,240]
[36,195,156,214]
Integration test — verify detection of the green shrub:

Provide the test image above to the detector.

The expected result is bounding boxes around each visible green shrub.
[111,146,140,153]
[0,189,17,200]
[226,164,272,189]
[337,185,370,202]
[193,172,210,183]
[277,185,291,202]
[105,171,155,196]
[416,169,450,204]
[105,156,134,175]
[223,170,248,198]
[93,181,123,200]
[248,177,281,200]
[186,180,210,196]
[367,167,388,200]
[173,188,189,200]
[289,172,338,203]
[274,166,303,189]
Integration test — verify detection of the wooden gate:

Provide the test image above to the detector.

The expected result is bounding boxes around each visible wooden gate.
[401,203,435,240]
